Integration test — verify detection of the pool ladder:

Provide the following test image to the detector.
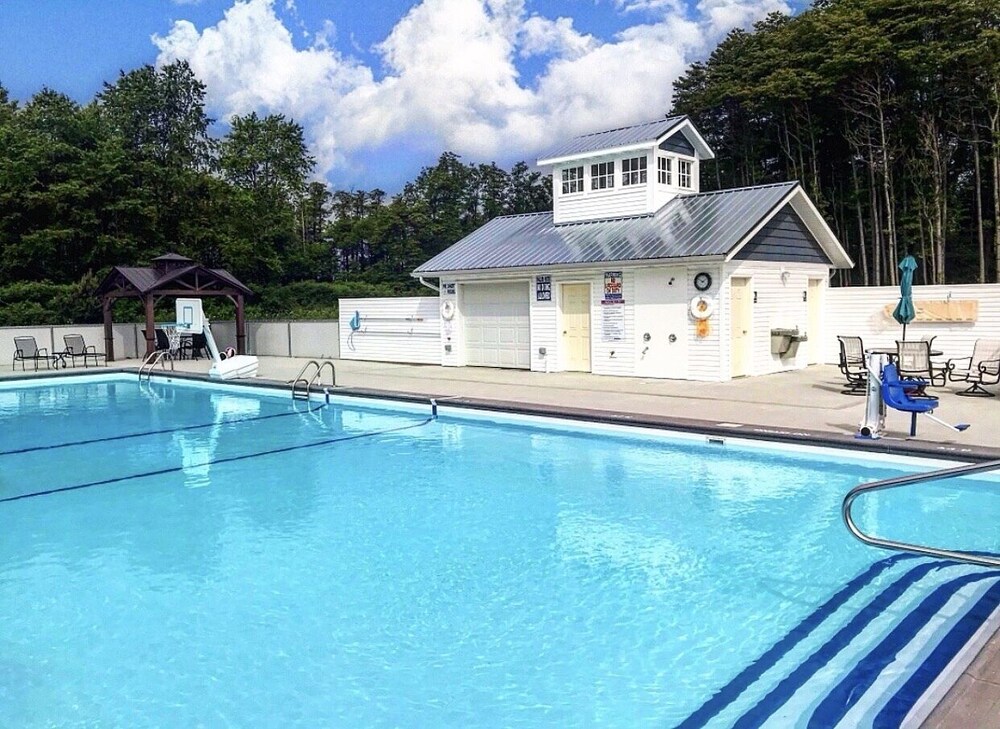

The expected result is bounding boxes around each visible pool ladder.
[291,360,336,400]
[138,349,174,381]
[843,458,1000,567]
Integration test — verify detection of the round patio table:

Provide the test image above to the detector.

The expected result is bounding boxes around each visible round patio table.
[866,347,943,362]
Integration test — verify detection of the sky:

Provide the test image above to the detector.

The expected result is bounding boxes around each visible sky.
[0,0,806,192]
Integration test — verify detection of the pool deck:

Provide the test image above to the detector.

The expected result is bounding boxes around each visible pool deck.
[3,357,999,727]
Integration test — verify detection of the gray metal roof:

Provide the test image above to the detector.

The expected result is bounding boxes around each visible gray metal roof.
[413,182,799,274]
[537,116,687,162]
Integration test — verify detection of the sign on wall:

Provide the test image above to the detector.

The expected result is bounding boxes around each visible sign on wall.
[442,282,456,295]
[603,271,623,302]
[535,275,552,302]
[602,271,625,341]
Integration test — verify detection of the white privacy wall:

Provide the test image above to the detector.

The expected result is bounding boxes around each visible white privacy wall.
[338,297,441,364]
[823,283,1000,363]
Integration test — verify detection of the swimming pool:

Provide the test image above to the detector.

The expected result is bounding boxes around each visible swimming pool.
[1,374,998,727]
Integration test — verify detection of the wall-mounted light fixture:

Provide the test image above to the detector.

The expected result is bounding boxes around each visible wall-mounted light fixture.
[753,291,758,304]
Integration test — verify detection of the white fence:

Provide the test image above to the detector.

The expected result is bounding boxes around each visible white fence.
[824,283,1000,363]
[0,320,341,364]
[338,297,441,364]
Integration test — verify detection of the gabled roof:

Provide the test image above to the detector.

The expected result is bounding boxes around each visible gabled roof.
[536,115,714,165]
[97,260,253,297]
[413,182,852,275]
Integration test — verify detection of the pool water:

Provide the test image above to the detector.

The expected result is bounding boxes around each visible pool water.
[0,376,997,727]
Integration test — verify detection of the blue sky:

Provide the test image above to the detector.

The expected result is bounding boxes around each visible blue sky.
[0,0,806,192]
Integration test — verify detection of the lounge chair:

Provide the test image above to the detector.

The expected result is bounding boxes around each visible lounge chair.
[896,340,945,387]
[946,339,1000,397]
[837,335,867,395]
[13,336,55,371]
[62,334,106,368]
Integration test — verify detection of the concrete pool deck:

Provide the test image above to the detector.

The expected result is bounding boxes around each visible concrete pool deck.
[2,357,998,726]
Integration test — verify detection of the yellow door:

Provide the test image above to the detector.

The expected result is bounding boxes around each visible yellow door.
[730,277,752,378]
[561,283,591,371]
[807,279,823,364]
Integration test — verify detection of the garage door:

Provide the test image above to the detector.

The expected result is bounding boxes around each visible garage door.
[463,282,530,369]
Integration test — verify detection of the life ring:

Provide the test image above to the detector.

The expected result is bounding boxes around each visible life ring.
[689,295,715,320]
[441,299,456,320]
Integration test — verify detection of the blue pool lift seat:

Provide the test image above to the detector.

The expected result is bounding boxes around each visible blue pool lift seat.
[881,362,938,436]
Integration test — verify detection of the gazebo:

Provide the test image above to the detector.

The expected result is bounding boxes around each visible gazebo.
[96,253,253,361]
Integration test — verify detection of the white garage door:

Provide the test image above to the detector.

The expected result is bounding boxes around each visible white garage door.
[463,282,530,369]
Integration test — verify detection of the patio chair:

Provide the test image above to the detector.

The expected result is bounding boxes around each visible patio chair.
[62,334,106,368]
[896,340,946,387]
[837,335,867,395]
[179,332,208,360]
[13,336,54,371]
[946,339,1000,397]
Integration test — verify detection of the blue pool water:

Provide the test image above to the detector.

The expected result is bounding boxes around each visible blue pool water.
[0,375,998,727]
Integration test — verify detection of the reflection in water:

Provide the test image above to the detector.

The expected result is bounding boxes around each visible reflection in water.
[172,393,261,489]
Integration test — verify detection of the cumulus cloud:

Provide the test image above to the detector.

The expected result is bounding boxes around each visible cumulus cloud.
[153,0,787,183]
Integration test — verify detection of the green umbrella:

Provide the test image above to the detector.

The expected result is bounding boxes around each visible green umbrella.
[892,255,917,340]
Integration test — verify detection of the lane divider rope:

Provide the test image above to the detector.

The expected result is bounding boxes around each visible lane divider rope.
[0,416,434,505]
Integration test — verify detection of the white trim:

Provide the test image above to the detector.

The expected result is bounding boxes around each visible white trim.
[414,256,727,280]
[538,141,658,167]
[655,118,715,160]
[724,186,853,269]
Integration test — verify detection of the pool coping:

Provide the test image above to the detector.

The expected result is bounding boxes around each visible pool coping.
[121,368,1000,463]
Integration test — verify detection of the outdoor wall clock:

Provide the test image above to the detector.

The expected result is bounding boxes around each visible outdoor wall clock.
[694,272,712,292]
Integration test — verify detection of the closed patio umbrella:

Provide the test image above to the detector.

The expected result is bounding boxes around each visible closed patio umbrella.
[892,255,917,340]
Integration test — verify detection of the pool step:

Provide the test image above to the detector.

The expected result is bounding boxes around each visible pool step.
[676,556,1000,728]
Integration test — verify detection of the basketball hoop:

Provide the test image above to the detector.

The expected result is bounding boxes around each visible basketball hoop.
[162,325,181,353]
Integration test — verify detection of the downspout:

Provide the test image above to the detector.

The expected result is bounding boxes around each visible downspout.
[418,276,440,293]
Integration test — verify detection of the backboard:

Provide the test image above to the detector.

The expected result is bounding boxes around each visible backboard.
[175,298,205,334]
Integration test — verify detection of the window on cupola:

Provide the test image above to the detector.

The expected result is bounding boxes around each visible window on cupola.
[657,157,671,185]
[678,159,693,189]
[591,161,615,190]
[622,156,647,186]
[561,166,584,194]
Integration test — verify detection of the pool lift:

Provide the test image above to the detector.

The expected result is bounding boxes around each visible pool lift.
[857,352,969,439]
[175,298,259,380]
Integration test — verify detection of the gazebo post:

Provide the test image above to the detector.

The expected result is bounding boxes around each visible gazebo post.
[144,295,156,356]
[235,294,246,355]
[102,295,115,362]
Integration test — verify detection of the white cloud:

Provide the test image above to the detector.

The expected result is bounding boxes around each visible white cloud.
[520,16,596,59]
[153,0,787,183]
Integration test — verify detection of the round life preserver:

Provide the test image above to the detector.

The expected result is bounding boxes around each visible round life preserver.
[441,299,456,320]
[689,295,715,320]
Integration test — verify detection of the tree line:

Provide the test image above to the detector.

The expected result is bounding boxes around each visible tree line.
[0,61,551,324]
[671,0,999,286]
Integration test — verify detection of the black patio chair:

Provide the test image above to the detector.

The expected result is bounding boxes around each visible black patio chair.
[62,334,106,368]
[837,335,867,395]
[13,336,54,371]
[179,332,208,360]
[946,339,1000,397]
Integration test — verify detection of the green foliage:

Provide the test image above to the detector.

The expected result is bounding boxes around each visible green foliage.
[0,65,551,327]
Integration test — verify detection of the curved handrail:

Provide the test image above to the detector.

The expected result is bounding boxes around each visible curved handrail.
[843,458,1000,568]
[138,350,174,381]
[290,360,336,400]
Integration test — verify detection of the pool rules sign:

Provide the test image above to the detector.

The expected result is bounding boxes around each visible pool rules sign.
[602,271,624,342]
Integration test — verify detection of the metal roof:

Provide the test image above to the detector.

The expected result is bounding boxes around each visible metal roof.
[413,182,800,274]
[537,116,687,162]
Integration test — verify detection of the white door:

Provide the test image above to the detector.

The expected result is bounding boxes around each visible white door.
[634,268,688,378]
[730,277,753,377]
[807,279,823,364]
[560,283,591,372]
[463,282,530,369]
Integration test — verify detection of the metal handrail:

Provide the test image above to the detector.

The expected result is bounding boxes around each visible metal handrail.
[290,360,336,400]
[843,458,1000,567]
[138,350,174,381]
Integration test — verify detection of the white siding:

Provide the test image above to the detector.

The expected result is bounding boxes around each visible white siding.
[338,297,441,364]
[685,265,725,381]
[723,261,831,378]
[441,281,461,366]
[529,277,558,372]
[589,269,635,377]
[553,152,651,224]
[824,283,1000,364]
